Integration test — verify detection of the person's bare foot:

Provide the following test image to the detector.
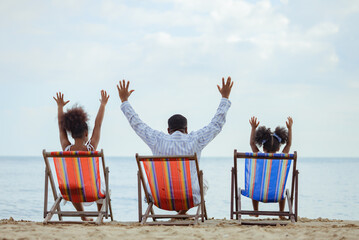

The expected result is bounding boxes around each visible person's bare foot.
[81,217,93,221]
[177,210,187,215]
[176,210,192,220]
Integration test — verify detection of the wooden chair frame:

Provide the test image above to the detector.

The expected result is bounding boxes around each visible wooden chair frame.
[230,150,299,225]
[42,149,114,225]
[136,153,208,225]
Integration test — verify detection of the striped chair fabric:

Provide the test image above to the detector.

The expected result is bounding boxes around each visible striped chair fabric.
[141,157,195,211]
[241,152,293,203]
[50,151,105,203]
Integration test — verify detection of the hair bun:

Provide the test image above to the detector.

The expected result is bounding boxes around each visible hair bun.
[255,126,272,147]
[274,127,288,144]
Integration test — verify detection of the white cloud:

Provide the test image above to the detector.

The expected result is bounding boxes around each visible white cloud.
[50,0,87,10]
[1,0,359,157]
[0,1,42,24]
[307,22,339,37]
[347,79,359,89]
[329,53,339,64]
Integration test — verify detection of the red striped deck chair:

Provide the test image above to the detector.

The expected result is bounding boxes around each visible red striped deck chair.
[136,153,207,225]
[230,150,299,225]
[42,149,113,224]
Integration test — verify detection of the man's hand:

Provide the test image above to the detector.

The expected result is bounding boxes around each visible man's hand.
[100,90,110,105]
[249,116,260,129]
[53,92,70,108]
[217,76,233,99]
[117,80,134,103]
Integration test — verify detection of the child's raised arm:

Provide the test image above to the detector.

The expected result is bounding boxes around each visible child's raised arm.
[90,90,109,150]
[249,116,260,153]
[282,117,293,153]
[53,92,71,150]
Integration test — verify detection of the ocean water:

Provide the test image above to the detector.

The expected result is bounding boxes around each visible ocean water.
[0,156,358,222]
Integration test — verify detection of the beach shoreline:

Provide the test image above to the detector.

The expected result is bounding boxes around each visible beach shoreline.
[1,217,358,239]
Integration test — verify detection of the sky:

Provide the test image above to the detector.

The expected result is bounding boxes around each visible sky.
[0,0,358,157]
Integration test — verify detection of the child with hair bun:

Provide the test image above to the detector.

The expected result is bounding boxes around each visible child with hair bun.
[249,116,293,218]
[53,90,109,221]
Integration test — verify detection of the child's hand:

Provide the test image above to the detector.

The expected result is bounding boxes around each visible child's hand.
[53,92,69,108]
[249,116,260,129]
[286,117,293,129]
[100,90,110,105]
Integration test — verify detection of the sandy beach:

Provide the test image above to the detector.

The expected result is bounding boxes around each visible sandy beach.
[1,217,358,240]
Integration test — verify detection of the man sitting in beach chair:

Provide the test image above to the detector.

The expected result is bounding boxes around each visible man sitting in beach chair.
[117,77,233,222]
[136,154,206,225]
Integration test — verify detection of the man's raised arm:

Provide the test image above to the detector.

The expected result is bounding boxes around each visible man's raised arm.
[194,76,234,149]
[117,80,162,148]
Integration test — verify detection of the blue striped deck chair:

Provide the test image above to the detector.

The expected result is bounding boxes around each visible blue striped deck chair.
[136,153,208,225]
[230,150,299,225]
[42,149,113,224]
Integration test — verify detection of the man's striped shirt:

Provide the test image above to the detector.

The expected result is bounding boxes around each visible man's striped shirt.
[121,98,231,204]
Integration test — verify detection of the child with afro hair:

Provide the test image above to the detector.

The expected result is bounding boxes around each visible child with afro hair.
[53,90,109,221]
[249,116,293,218]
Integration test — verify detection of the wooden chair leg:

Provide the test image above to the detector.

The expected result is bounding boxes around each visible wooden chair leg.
[108,198,114,221]
[44,169,49,219]
[138,171,142,222]
[194,205,201,224]
[230,167,234,219]
[238,187,242,224]
[199,171,205,222]
[44,156,63,221]
[204,202,208,220]
[234,164,238,220]
[285,189,295,223]
[141,202,153,225]
[295,170,299,222]
[104,167,110,219]
[150,208,156,221]
[201,203,205,222]
[44,196,62,224]
[96,201,107,225]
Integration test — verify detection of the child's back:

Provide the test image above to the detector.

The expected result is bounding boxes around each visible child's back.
[248,116,293,218]
[53,90,109,221]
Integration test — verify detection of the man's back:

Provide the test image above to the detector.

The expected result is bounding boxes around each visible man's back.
[120,97,231,159]
[117,77,234,205]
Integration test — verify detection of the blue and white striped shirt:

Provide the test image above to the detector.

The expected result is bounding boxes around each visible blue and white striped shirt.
[121,98,231,204]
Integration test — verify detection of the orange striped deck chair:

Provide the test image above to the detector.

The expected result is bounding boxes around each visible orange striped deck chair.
[230,150,299,225]
[136,153,207,225]
[42,149,113,224]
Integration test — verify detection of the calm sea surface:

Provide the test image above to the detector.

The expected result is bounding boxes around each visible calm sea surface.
[0,156,358,221]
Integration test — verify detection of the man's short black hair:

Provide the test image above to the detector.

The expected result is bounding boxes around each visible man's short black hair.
[168,114,187,131]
